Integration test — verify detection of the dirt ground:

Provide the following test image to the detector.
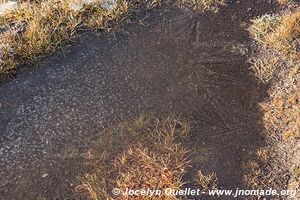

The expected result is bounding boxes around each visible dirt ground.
[0,1,278,199]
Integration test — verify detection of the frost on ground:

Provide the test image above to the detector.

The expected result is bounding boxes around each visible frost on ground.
[246,3,300,199]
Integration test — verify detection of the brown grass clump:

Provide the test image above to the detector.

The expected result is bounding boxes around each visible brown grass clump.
[248,14,282,44]
[178,0,225,12]
[77,115,191,200]
[277,0,293,5]
[248,11,300,82]
[265,11,300,57]
[249,10,300,58]
[255,148,270,161]
[248,14,281,83]
[114,146,188,199]
[0,1,79,66]
[196,170,218,191]
[249,53,280,83]
[248,15,282,82]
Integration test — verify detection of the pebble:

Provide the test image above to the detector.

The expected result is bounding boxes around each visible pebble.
[42,173,48,178]
[0,1,17,16]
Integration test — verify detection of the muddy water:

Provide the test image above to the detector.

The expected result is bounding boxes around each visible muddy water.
[0,2,276,199]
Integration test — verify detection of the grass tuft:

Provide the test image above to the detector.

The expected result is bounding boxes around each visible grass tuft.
[248,11,300,82]
[248,14,282,44]
[249,54,280,83]
[277,0,293,5]
[265,11,300,57]
[196,170,218,191]
[77,114,191,200]
[249,10,300,58]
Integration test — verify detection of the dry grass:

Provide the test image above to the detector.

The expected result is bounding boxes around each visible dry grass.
[196,170,218,191]
[248,14,282,44]
[249,53,280,83]
[277,0,293,5]
[263,88,300,140]
[245,64,300,196]
[114,146,188,199]
[248,10,300,82]
[261,65,299,140]
[248,15,282,82]
[247,7,300,198]
[77,115,191,200]
[0,0,160,78]
[265,11,300,58]
[178,0,225,12]
[249,10,300,58]
[0,1,79,71]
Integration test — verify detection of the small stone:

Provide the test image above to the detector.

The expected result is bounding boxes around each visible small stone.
[0,1,17,16]
[69,0,118,12]
[42,173,48,178]
[101,0,118,10]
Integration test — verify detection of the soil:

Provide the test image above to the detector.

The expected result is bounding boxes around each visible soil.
[0,1,278,199]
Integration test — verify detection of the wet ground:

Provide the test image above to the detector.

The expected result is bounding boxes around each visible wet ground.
[0,1,277,199]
